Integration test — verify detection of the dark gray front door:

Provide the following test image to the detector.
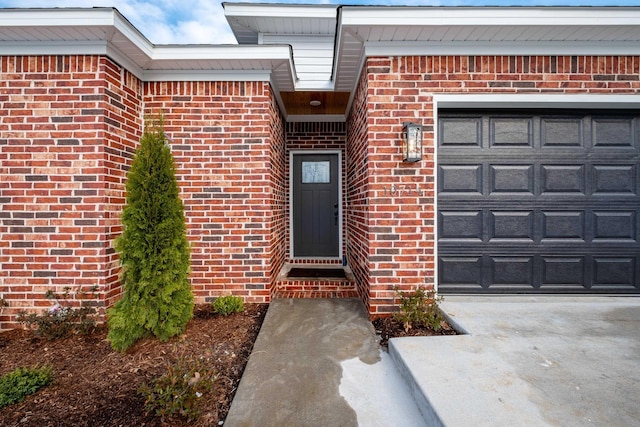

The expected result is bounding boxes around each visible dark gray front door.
[438,111,640,294]
[293,154,339,257]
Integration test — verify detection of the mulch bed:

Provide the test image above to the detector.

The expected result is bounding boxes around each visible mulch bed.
[0,304,268,427]
[373,316,459,348]
[0,301,457,426]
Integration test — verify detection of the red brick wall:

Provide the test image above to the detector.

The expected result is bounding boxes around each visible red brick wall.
[365,54,640,316]
[143,81,277,304]
[3,52,639,327]
[268,88,287,296]
[0,55,142,329]
[285,122,347,264]
[101,58,143,307]
[346,70,371,309]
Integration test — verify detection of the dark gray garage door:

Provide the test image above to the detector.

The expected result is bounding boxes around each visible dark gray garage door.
[437,111,640,293]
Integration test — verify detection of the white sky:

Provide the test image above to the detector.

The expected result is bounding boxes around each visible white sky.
[0,0,635,45]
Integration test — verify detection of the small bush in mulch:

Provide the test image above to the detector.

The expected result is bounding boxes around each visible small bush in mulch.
[17,287,99,340]
[139,356,216,423]
[0,366,53,409]
[373,287,458,347]
[373,316,458,348]
[212,295,245,316]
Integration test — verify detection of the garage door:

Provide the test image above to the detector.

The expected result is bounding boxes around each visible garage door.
[437,111,640,293]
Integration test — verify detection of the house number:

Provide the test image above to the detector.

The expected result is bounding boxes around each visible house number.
[383,184,424,196]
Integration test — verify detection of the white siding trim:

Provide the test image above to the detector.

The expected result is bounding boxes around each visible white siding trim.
[434,94,640,110]
[340,6,640,27]
[143,70,274,82]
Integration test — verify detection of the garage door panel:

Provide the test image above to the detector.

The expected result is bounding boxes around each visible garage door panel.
[491,256,534,287]
[439,256,483,287]
[490,165,534,194]
[438,111,640,294]
[490,117,534,147]
[489,211,534,241]
[593,165,636,195]
[541,257,585,287]
[593,211,636,241]
[439,211,483,241]
[592,257,636,288]
[541,211,586,241]
[541,165,586,194]
[541,118,584,147]
[439,253,639,292]
[438,164,483,195]
[440,117,482,146]
[592,118,635,148]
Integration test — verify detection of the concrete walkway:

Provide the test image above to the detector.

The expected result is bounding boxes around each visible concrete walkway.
[391,296,640,426]
[224,298,426,427]
[226,296,640,427]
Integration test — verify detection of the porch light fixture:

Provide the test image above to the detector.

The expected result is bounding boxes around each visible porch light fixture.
[402,122,423,162]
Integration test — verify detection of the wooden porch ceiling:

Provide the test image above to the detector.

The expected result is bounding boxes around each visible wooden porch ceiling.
[280,91,350,116]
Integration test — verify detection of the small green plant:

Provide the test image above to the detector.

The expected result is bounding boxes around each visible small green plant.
[212,295,244,316]
[139,357,215,422]
[0,366,54,408]
[393,286,444,333]
[17,286,99,340]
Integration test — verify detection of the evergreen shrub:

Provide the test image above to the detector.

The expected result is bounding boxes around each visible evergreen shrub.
[107,117,193,352]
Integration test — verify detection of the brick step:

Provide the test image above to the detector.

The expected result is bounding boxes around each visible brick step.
[274,263,357,299]
[275,289,360,299]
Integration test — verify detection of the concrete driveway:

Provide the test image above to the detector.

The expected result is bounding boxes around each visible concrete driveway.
[391,296,640,426]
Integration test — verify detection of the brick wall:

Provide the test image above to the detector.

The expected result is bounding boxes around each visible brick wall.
[346,70,371,309]
[101,58,143,307]
[3,52,639,327]
[0,55,142,329]
[364,54,640,316]
[285,121,347,264]
[267,88,287,296]
[143,81,277,304]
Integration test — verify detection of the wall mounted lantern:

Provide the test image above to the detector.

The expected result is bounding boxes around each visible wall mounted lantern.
[402,122,423,162]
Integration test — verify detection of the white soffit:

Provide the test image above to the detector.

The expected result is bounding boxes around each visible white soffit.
[335,6,640,93]
[224,3,338,90]
[0,8,296,90]
[223,3,338,44]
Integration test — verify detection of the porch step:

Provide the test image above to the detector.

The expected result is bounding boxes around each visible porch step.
[275,263,358,299]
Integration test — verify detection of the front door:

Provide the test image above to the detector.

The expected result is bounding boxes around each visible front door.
[292,153,340,257]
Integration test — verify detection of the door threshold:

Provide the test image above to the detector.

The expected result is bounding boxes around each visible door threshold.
[277,262,353,281]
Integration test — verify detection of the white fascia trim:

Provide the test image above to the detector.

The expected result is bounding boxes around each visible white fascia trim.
[0,40,108,56]
[111,10,154,59]
[340,6,640,27]
[0,8,155,60]
[294,81,336,91]
[143,69,273,82]
[0,8,116,27]
[364,41,640,57]
[223,3,338,19]
[151,44,293,61]
[434,94,640,110]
